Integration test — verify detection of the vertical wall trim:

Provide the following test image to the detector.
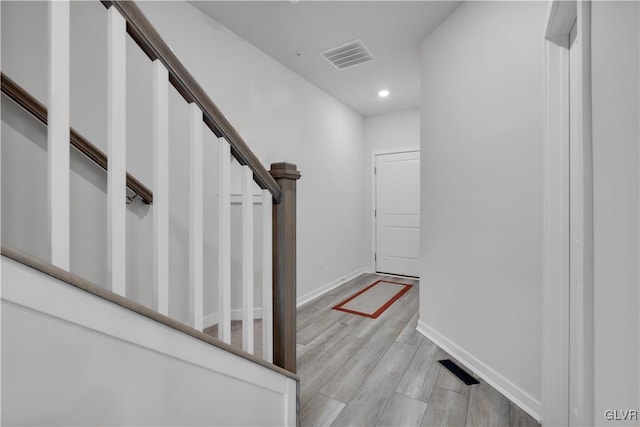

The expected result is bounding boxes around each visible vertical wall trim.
[107,6,127,296]
[48,0,70,270]
[242,166,254,354]
[218,139,231,344]
[152,60,169,316]
[189,103,204,331]
[1,2,2,411]
[543,1,576,424]
[635,0,640,413]
[569,3,594,425]
[542,40,571,427]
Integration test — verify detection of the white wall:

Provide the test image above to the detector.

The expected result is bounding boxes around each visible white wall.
[136,1,366,306]
[591,2,640,424]
[362,108,420,272]
[1,1,366,322]
[1,255,297,426]
[418,1,545,420]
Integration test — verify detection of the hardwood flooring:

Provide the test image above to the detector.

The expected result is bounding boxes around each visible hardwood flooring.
[297,273,540,427]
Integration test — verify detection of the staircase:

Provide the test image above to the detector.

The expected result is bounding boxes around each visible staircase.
[1,1,299,425]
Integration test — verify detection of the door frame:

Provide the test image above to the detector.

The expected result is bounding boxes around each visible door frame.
[370,147,420,276]
[543,1,593,425]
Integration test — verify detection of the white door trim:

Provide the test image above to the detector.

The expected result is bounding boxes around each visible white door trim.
[568,5,594,426]
[543,1,593,425]
[543,6,571,422]
[371,147,420,275]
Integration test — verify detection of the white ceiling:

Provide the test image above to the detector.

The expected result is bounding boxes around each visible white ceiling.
[189,1,461,117]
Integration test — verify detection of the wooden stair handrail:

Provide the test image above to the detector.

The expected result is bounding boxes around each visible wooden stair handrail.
[100,0,282,203]
[1,72,153,205]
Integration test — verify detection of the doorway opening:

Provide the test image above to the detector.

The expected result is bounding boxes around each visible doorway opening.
[372,148,420,278]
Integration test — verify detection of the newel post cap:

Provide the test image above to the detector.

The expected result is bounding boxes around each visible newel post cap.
[270,162,302,180]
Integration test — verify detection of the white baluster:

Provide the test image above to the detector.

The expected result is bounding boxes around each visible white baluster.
[218,139,231,343]
[189,103,204,331]
[48,0,70,270]
[242,166,254,354]
[107,6,127,296]
[153,60,169,316]
[262,189,273,362]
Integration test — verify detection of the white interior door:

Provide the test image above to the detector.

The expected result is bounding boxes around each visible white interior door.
[375,150,420,277]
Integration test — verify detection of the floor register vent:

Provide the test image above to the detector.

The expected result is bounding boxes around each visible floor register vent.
[438,359,480,386]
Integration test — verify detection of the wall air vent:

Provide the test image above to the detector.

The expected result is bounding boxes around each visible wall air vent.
[321,39,375,70]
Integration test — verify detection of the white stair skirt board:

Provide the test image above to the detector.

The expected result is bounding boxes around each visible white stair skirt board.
[416,319,542,422]
[2,255,296,427]
[296,268,369,308]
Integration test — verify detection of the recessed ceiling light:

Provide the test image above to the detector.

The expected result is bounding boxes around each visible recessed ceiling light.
[378,89,390,98]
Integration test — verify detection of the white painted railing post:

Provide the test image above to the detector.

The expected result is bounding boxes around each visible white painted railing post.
[218,140,231,343]
[107,6,127,296]
[153,60,169,316]
[189,103,204,331]
[242,166,254,354]
[262,189,273,362]
[48,0,70,270]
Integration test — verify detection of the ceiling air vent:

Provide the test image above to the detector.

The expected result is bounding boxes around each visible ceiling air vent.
[321,39,375,70]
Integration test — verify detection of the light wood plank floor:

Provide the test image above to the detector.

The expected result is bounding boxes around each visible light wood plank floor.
[297,273,540,427]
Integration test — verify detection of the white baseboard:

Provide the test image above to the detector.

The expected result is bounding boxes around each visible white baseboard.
[416,319,542,423]
[296,267,368,307]
[375,272,420,280]
[363,267,420,280]
[204,308,263,328]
